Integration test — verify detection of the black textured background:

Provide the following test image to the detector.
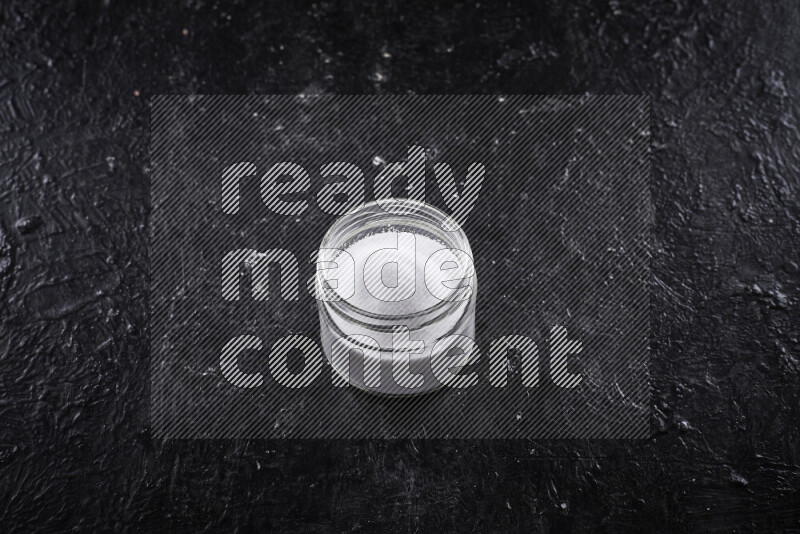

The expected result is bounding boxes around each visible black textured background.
[1,0,798,531]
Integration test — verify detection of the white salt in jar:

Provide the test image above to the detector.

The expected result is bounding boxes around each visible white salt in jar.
[315,199,477,396]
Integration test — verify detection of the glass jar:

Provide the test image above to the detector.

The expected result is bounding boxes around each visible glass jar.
[315,199,477,396]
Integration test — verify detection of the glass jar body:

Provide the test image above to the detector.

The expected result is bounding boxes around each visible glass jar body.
[315,200,477,396]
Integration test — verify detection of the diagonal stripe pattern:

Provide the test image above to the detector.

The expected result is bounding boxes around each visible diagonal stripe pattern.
[150,95,650,439]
